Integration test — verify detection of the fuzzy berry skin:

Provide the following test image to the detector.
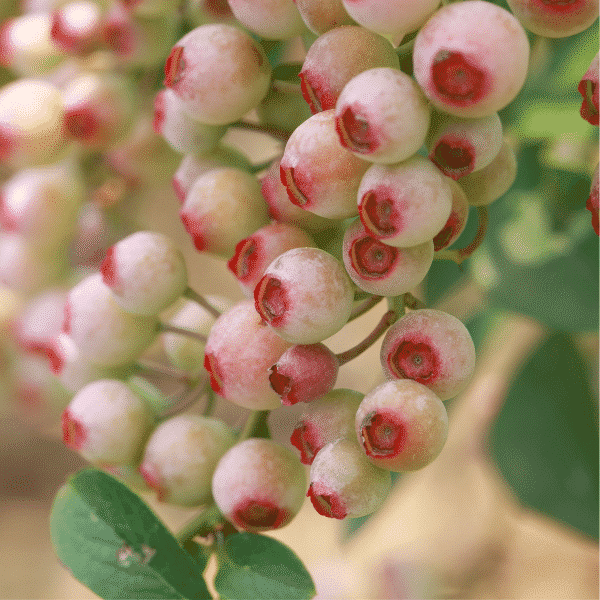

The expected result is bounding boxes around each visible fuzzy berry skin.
[62,379,155,466]
[0,160,84,250]
[139,414,235,506]
[260,158,333,231]
[0,79,68,169]
[10,289,67,358]
[153,89,226,155]
[228,223,316,297]
[413,1,530,118]
[100,231,188,316]
[64,273,158,367]
[433,179,469,252]
[0,233,68,295]
[294,0,355,34]
[180,167,270,257]
[0,13,64,76]
[308,437,391,519]
[212,438,307,532]
[280,110,370,219]
[507,0,599,38]
[164,24,271,125]
[342,0,439,41]
[426,112,503,181]
[204,300,293,409]
[254,247,355,344]
[47,332,133,393]
[380,309,475,401]
[299,26,399,114]
[227,0,306,39]
[163,296,233,373]
[587,163,599,235]
[334,68,431,165]
[458,139,517,207]
[50,1,103,55]
[578,53,599,126]
[63,72,138,150]
[342,218,434,297]
[172,148,251,203]
[269,343,339,406]
[290,388,363,464]
[358,154,453,248]
[355,379,448,472]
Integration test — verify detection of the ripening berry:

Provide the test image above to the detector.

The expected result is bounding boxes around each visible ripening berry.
[153,88,226,155]
[63,72,138,149]
[290,388,363,464]
[180,167,270,256]
[433,179,469,252]
[46,332,133,393]
[0,13,64,76]
[0,159,84,249]
[212,438,307,532]
[458,139,517,206]
[162,296,233,372]
[121,0,180,17]
[380,309,475,400]
[426,112,503,180]
[102,3,178,68]
[280,110,370,219]
[228,223,316,297]
[579,53,599,126]
[64,273,158,367]
[50,1,103,55]
[299,26,399,114]
[341,0,440,42]
[164,24,272,125]
[139,414,235,506]
[294,0,355,34]
[358,155,453,248]
[172,148,251,202]
[413,1,530,118]
[62,379,155,466]
[342,218,434,296]
[227,0,307,39]
[100,231,188,316]
[0,79,68,168]
[506,0,599,38]
[335,68,431,165]
[269,343,339,406]
[254,247,355,344]
[308,437,391,519]
[587,164,599,235]
[355,379,448,472]
[260,158,334,231]
[204,300,293,409]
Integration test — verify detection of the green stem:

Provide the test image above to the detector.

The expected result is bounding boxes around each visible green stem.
[203,387,216,417]
[434,206,488,266]
[134,359,190,383]
[228,120,291,142]
[183,288,221,318]
[239,410,269,441]
[348,294,383,322]
[175,504,223,546]
[157,323,207,343]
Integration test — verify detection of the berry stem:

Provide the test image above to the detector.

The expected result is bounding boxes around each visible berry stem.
[434,206,488,266]
[157,323,208,343]
[403,292,427,310]
[229,120,291,142]
[158,380,209,421]
[336,309,398,366]
[175,503,224,545]
[249,160,275,175]
[239,410,270,441]
[203,387,216,417]
[135,359,191,383]
[349,295,384,322]
[183,287,221,318]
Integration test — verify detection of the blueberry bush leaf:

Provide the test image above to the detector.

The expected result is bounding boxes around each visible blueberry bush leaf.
[50,468,211,600]
[214,532,315,600]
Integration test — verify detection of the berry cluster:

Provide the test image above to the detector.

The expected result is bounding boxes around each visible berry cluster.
[0,0,596,540]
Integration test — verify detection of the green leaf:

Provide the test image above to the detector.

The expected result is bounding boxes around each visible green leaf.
[214,533,315,600]
[50,468,212,600]
[490,331,599,539]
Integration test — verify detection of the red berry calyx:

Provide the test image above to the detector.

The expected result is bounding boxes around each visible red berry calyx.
[360,410,406,458]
